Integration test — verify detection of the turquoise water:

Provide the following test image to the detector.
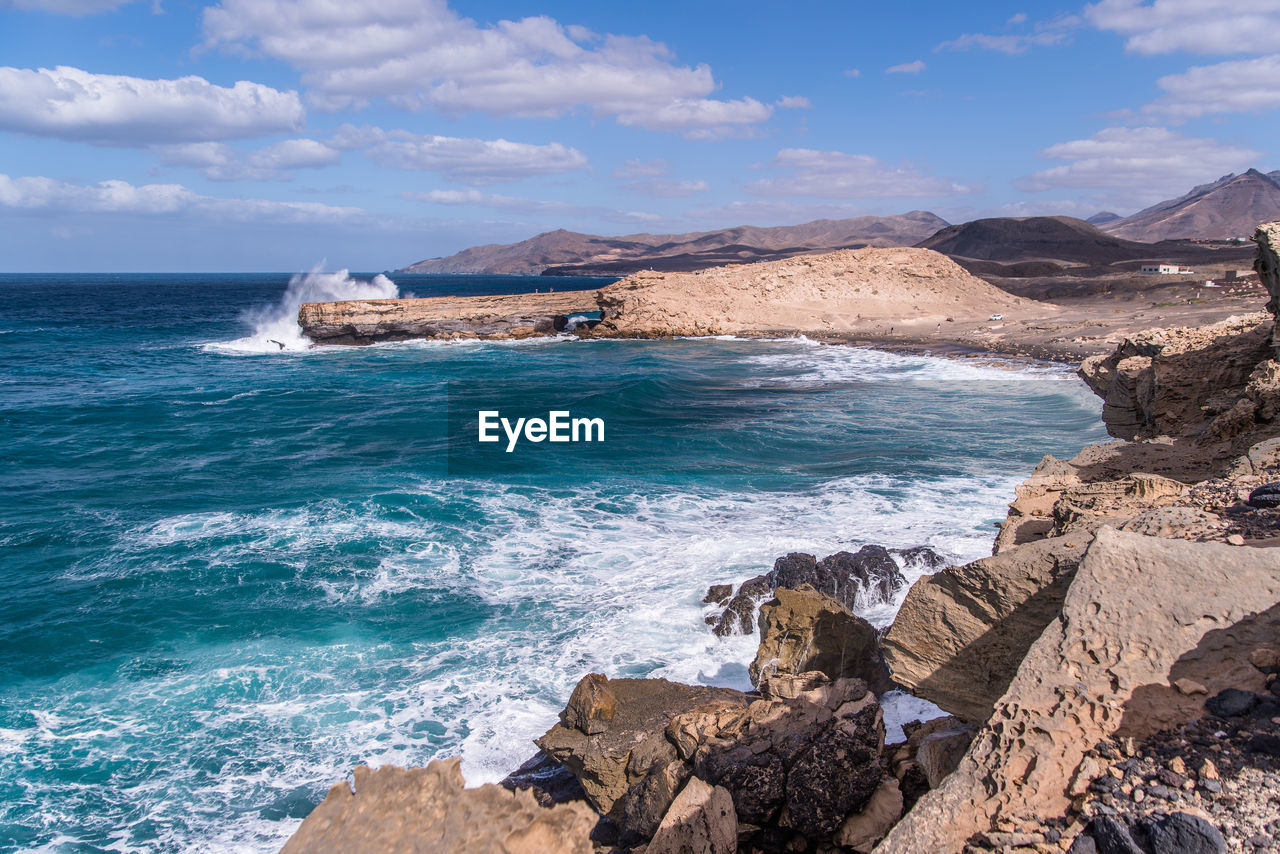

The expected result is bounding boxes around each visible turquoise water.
[0,271,1109,852]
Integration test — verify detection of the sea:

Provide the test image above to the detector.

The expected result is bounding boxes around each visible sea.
[0,270,1111,852]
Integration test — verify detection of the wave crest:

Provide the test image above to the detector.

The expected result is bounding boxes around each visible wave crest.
[207,267,399,354]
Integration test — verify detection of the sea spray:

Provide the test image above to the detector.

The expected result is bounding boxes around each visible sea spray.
[213,267,398,353]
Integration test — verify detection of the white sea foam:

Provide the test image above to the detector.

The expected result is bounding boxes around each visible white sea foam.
[204,267,398,354]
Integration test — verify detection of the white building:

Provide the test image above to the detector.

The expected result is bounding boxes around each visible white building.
[1140,264,1194,274]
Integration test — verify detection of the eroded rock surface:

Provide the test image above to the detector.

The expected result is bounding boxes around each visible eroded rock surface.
[279,758,596,854]
[877,529,1280,853]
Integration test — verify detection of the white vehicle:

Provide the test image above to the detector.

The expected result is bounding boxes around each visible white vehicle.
[988,313,1003,321]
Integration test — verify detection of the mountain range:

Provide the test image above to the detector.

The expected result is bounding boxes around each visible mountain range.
[398,212,948,275]
[396,170,1280,276]
[1098,169,1280,242]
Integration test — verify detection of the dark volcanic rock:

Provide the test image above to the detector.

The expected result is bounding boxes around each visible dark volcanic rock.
[784,707,884,836]
[1205,688,1259,718]
[1248,482,1280,508]
[817,547,907,607]
[1138,812,1227,854]
[1080,815,1145,854]
[703,584,733,605]
[710,575,770,637]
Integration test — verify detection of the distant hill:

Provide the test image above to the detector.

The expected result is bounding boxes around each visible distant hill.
[1101,169,1280,241]
[1086,211,1122,226]
[915,216,1158,266]
[398,211,949,275]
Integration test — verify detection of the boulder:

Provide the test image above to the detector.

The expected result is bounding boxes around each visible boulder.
[835,777,903,853]
[749,585,892,694]
[561,673,616,735]
[876,530,1280,853]
[882,534,1092,722]
[645,776,737,854]
[536,676,748,822]
[500,751,587,807]
[1138,811,1226,854]
[279,758,596,854]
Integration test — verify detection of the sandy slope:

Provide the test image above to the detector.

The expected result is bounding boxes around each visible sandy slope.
[595,247,1039,338]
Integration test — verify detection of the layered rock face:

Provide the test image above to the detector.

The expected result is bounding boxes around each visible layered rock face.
[279,758,596,854]
[594,247,1040,339]
[297,291,600,345]
[879,530,1280,853]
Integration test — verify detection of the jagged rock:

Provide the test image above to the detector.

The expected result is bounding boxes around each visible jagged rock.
[703,584,733,605]
[279,758,596,854]
[1256,221,1280,326]
[693,673,884,834]
[749,585,892,694]
[877,530,1280,853]
[1077,314,1274,442]
[891,545,948,572]
[561,673,617,735]
[882,534,1092,722]
[708,546,934,636]
[536,676,748,822]
[710,574,770,636]
[1076,816,1145,854]
[1138,812,1226,854]
[835,777,902,853]
[646,777,736,854]
[915,722,976,788]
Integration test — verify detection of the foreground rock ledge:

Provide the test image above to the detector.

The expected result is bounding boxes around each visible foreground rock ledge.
[280,758,595,854]
[877,528,1280,853]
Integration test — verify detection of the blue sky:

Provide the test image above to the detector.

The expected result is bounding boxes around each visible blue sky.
[0,0,1277,271]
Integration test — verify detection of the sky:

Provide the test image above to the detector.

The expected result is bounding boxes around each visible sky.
[0,0,1277,271]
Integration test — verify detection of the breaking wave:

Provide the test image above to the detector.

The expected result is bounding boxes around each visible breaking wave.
[205,267,398,354]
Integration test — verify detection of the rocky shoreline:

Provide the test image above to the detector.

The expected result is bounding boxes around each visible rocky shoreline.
[281,223,1280,853]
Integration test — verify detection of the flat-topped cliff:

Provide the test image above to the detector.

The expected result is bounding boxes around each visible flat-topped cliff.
[297,290,601,345]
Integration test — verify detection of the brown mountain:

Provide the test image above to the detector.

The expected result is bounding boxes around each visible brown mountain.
[1101,169,1280,241]
[397,211,949,275]
[915,216,1157,266]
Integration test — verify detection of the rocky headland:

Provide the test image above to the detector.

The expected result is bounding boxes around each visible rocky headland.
[282,223,1280,853]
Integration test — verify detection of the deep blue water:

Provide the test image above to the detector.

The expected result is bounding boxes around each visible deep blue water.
[0,271,1110,852]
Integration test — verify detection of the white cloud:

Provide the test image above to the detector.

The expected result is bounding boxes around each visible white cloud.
[1084,0,1280,55]
[362,130,587,184]
[776,95,811,109]
[1145,54,1280,119]
[611,158,671,179]
[0,173,366,223]
[615,96,772,139]
[937,30,1068,54]
[1008,12,1029,25]
[746,148,972,199]
[622,178,710,198]
[405,188,662,224]
[844,68,862,78]
[0,65,303,145]
[153,138,340,181]
[1015,126,1261,201]
[885,60,926,74]
[201,0,772,135]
